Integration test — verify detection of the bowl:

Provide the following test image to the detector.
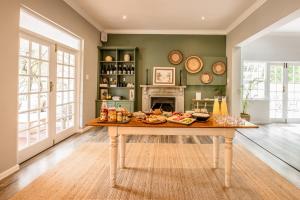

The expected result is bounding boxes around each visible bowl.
[192,112,210,122]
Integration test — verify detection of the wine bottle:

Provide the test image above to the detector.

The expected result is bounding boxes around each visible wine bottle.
[114,64,117,74]
[109,64,113,74]
[101,64,105,74]
[106,64,110,75]
[131,64,134,75]
[123,64,126,75]
[118,64,122,75]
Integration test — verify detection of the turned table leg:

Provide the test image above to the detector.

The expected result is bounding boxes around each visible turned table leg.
[120,135,126,168]
[213,136,219,168]
[224,137,233,187]
[109,127,118,187]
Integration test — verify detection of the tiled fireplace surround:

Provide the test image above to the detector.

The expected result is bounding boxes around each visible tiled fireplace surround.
[140,85,186,112]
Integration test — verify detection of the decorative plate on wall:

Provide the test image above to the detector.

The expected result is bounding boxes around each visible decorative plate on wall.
[212,61,226,75]
[200,72,213,84]
[185,56,204,74]
[168,50,183,65]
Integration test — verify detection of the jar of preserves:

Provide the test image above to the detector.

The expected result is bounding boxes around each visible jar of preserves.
[117,111,123,122]
[108,107,117,122]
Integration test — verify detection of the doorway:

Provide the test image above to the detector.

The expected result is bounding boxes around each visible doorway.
[18,33,80,162]
[269,63,300,122]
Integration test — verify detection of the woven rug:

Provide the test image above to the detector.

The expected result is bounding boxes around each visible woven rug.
[11,143,300,200]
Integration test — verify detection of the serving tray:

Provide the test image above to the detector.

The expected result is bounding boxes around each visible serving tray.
[166,118,196,125]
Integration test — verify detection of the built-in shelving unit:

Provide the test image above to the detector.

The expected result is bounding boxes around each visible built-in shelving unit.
[96,47,137,117]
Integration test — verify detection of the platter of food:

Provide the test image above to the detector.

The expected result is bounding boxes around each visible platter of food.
[142,115,167,124]
[166,112,196,125]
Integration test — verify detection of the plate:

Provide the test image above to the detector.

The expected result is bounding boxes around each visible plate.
[185,56,204,74]
[212,61,226,75]
[200,72,213,84]
[142,119,166,124]
[168,50,183,65]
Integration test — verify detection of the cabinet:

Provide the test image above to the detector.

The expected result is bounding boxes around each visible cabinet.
[95,47,137,117]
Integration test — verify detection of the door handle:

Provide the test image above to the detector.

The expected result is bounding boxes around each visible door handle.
[50,81,54,92]
[283,86,285,93]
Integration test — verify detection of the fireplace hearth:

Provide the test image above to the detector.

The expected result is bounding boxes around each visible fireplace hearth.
[140,85,186,112]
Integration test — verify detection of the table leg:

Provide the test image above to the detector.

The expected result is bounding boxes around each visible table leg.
[213,136,219,168]
[224,137,233,187]
[109,127,118,187]
[120,135,126,168]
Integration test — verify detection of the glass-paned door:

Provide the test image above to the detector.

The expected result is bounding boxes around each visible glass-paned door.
[18,35,79,162]
[287,64,300,120]
[269,63,284,120]
[269,63,300,122]
[18,35,53,161]
[55,47,77,142]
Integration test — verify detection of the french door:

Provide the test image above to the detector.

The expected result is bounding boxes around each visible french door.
[18,33,79,162]
[269,63,300,122]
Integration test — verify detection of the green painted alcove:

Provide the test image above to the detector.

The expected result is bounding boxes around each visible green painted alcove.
[105,34,226,111]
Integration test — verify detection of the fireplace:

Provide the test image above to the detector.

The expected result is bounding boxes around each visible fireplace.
[140,85,186,112]
[151,97,176,112]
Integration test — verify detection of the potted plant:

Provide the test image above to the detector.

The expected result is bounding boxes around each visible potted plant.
[241,79,262,121]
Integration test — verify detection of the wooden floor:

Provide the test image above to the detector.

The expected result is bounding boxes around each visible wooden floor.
[237,123,300,171]
[9,143,300,200]
[0,125,300,199]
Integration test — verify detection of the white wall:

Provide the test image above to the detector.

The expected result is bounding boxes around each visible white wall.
[243,34,300,61]
[0,0,20,175]
[0,0,99,178]
[226,0,300,117]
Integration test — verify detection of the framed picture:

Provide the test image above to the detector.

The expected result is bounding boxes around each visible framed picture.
[129,89,135,101]
[153,67,175,85]
[100,89,108,100]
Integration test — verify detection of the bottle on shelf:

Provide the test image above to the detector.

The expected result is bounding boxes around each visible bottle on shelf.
[109,64,113,75]
[101,64,105,74]
[118,64,122,75]
[122,64,127,75]
[131,64,134,75]
[122,77,126,87]
[114,64,117,75]
[106,65,110,75]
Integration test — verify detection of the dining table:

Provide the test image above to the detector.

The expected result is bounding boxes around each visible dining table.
[86,117,258,187]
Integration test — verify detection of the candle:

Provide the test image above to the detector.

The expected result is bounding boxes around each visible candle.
[146,69,149,85]
[179,70,182,86]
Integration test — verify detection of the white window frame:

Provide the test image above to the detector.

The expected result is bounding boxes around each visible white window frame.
[242,61,268,100]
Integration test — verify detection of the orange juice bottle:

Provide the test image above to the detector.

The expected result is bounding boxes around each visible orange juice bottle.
[220,96,228,116]
[212,96,220,116]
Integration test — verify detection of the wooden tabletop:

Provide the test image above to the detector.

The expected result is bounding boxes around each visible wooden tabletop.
[86,117,258,129]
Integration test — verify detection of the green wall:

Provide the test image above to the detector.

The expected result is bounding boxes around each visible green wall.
[106,34,226,111]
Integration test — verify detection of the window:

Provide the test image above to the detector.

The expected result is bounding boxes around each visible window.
[242,62,266,99]
[20,8,81,50]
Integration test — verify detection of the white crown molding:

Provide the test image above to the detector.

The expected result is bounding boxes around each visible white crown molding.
[226,0,267,34]
[63,0,266,35]
[0,165,19,181]
[104,29,227,35]
[63,0,104,31]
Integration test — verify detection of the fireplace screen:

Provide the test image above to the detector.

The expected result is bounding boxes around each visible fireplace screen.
[151,97,175,112]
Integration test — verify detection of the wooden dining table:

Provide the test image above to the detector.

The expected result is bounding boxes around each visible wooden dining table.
[86,117,258,188]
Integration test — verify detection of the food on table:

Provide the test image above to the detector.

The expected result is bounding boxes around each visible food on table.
[108,107,117,122]
[192,112,210,122]
[133,111,146,119]
[162,111,173,117]
[167,115,196,125]
[153,109,162,115]
[143,115,166,124]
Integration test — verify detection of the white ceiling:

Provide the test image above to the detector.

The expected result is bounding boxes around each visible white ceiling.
[275,17,300,33]
[64,0,267,35]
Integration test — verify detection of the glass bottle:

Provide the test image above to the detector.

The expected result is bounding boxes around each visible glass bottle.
[220,96,228,116]
[212,96,220,116]
[109,64,113,74]
[123,64,126,74]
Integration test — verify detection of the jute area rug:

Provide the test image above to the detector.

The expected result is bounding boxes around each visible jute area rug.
[11,143,300,200]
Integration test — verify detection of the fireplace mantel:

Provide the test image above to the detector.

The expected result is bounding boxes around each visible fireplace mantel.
[140,85,186,112]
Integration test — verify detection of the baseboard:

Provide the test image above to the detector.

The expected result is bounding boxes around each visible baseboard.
[0,164,19,181]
